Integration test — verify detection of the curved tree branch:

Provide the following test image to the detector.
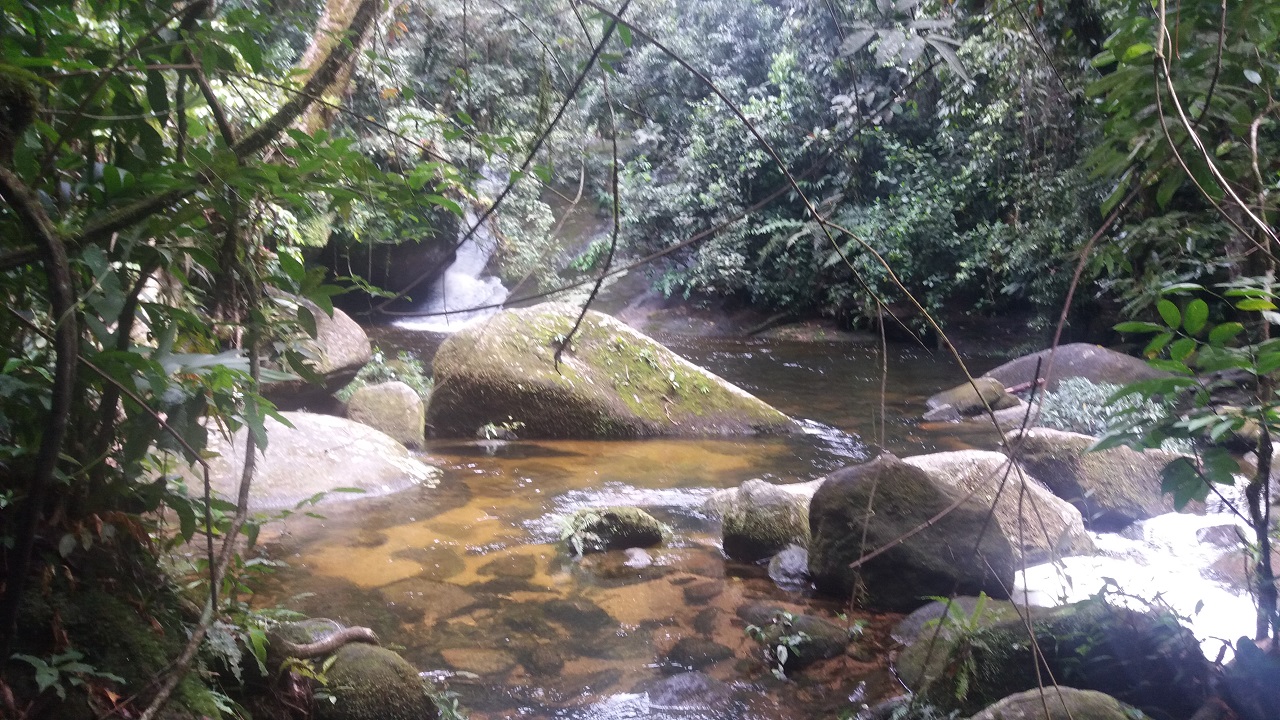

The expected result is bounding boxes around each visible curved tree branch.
[0,167,79,663]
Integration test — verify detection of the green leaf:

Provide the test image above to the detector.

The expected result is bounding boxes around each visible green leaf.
[1236,298,1276,312]
[1144,332,1174,357]
[1157,299,1181,329]
[1160,458,1207,510]
[1121,42,1153,61]
[1169,337,1197,362]
[1244,69,1262,85]
[1155,171,1181,209]
[1183,299,1209,335]
[618,23,632,47]
[1208,322,1244,347]
[1201,447,1239,485]
[1114,321,1164,334]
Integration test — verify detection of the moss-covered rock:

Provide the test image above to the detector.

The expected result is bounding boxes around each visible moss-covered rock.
[563,506,666,554]
[926,377,1020,416]
[346,380,425,448]
[895,597,1209,719]
[1006,428,1184,531]
[317,643,438,720]
[19,587,222,720]
[970,687,1152,720]
[808,455,1016,611]
[755,611,851,671]
[715,478,821,562]
[903,451,1094,564]
[425,303,796,438]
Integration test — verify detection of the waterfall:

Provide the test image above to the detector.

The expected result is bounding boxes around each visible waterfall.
[396,168,511,333]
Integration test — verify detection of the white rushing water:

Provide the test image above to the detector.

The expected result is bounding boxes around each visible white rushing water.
[396,167,511,332]
[1016,505,1258,660]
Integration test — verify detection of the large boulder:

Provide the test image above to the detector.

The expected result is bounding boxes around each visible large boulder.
[189,411,437,511]
[711,478,823,562]
[425,303,796,438]
[982,343,1169,392]
[807,455,1016,611]
[1007,428,1183,531]
[970,687,1152,720]
[903,451,1094,564]
[346,380,425,449]
[263,297,373,410]
[926,377,1021,416]
[896,597,1209,719]
[316,643,439,720]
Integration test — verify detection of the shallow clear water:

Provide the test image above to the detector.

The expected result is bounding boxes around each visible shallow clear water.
[252,326,1256,717]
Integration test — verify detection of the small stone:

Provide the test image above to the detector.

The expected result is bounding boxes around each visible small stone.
[522,645,565,676]
[681,579,723,605]
[767,544,810,590]
[663,637,733,672]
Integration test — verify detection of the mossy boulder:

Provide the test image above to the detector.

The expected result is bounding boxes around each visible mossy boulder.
[17,587,221,720]
[1007,428,1184,531]
[425,303,796,438]
[346,380,425,448]
[926,377,1020,416]
[895,597,1209,719]
[970,687,1152,720]
[902,451,1094,564]
[713,478,822,562]
[808,455,1016,611]
[982,343,1170,392]
[563,506,666,554]
[316,643,438,720]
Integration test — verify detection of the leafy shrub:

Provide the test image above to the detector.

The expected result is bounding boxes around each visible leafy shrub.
[336,348,433,403]
[1037,377,1188,454]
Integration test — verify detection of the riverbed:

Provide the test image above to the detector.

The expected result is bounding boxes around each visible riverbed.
[250,326,1255,718]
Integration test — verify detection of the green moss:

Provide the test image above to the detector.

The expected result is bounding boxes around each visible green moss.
[426,303,793,438]
[562,506,668,554]
[317,643,437,720]
[897,597,1208,719]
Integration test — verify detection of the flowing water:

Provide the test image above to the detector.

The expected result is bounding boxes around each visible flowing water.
[252,327,1259,718]
[394,170,511,333]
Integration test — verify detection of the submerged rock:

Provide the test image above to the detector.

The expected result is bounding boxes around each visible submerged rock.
[189,411,437,511]
[563,506,666,554]
[746,607,851,671]
[970,687,1152,720]
[425,302,796,438]
[903,450,1094,564]
[895,597,1209,719]
[317,643,438,720]
[808,454,1016,611]
[715,478,821,562]
[346,380,425,448]
[1007,428,1184,530]
[637,671,734,711]
[982,343,1169,391]
[662,636,733,671]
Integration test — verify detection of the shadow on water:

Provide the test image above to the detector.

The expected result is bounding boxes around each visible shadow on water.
[252,327,1013,718]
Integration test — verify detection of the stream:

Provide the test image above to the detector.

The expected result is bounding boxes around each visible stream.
[251,328,1258,719]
